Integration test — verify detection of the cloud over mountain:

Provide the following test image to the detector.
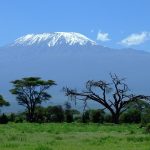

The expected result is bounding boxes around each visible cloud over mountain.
[97,31,110,42]
[120,32,150,46]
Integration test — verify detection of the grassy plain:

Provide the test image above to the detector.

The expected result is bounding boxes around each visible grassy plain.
[0,123,150,150]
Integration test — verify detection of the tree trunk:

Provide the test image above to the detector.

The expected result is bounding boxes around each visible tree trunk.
[27,108,35,122]
[112,113,120,124]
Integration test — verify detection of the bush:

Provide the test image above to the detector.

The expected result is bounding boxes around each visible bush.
[15,117,23,123]
[65,110,73,123]
[0,113,9,124]
[82,110,90,123]
[7,112,25,123]
[120,109,141,123]
[141,111,150,126]
[90,109,105,123]
[104,114,112,123]
[34,106,47,123]
[8,113,16,122]
[64,102,74,123]
[47,105,65,123]
[145,123,150,133]
[74,115,82,123]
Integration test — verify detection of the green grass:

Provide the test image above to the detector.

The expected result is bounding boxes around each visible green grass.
[0,123,150,150]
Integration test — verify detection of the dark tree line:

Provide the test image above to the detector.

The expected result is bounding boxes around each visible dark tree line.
[1,101,150,124]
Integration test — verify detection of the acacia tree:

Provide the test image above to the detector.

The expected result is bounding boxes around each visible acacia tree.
[10,77,56,122]
[64,74,147,124]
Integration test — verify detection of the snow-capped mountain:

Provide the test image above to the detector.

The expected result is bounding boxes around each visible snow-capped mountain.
[12,32,97,47]
[0,32,150,112]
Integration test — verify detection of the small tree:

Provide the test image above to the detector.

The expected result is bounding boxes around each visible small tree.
[10,77,56,122]
[64,74,147,124]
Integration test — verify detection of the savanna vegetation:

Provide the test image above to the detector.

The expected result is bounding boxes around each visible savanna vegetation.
[0,75,150,150]
[0,123,150,150]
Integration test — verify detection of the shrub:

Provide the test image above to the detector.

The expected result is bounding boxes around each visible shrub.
[8,113,16,122]
[104,114,112,123]
[90,109,105,123]
[64,102,74,123]
[74,115,82,123]
[8,112,25,123]
[15,117,23,123]
[47,105,65,123]
[0,113,9,124]
[120,109,141,123]
[141,112,150,126]
[145,123,150,133]
[34,106,47,123]
[65,110,73,123]
[82,110,90,123]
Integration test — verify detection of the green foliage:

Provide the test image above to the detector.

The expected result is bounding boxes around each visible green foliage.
[33,106,47,123]
[139,102,150,126]
[8,112,25,123]
[8,113,16,122]
[64,102,73,123]
[82,110,90,123]
[47,105,65,123]
[120,99,150,124]
[65,110,73,123]
[145,123,150,133]
[104,114,112,123]
[120,109,141,123]
[0,113,9,124]
[10,77,56,122]
[0,95,10,107]
[90,109,105,123]
[141,111,150,126]
[10,77,56,105]
[81,109,105,123]
[125,99,150,111]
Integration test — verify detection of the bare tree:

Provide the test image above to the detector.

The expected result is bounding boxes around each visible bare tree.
[64,74,147,124]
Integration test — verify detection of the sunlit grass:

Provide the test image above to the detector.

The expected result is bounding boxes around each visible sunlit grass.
[0,123,149,150]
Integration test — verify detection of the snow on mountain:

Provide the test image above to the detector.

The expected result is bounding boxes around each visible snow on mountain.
[12,32,97,47]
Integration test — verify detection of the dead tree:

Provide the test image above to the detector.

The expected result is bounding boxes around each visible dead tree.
[64,74,147,124]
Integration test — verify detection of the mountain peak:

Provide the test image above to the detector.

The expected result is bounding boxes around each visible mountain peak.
[12,32,97,47]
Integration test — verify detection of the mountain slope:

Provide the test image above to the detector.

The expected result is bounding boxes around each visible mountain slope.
[0,32,150,112]
[12,32,97,47]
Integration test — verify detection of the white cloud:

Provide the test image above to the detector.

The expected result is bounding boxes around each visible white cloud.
[97,31,110,42]
[120,32,150,46]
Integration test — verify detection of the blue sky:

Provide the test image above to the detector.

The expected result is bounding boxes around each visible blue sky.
[0,0,150,51]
